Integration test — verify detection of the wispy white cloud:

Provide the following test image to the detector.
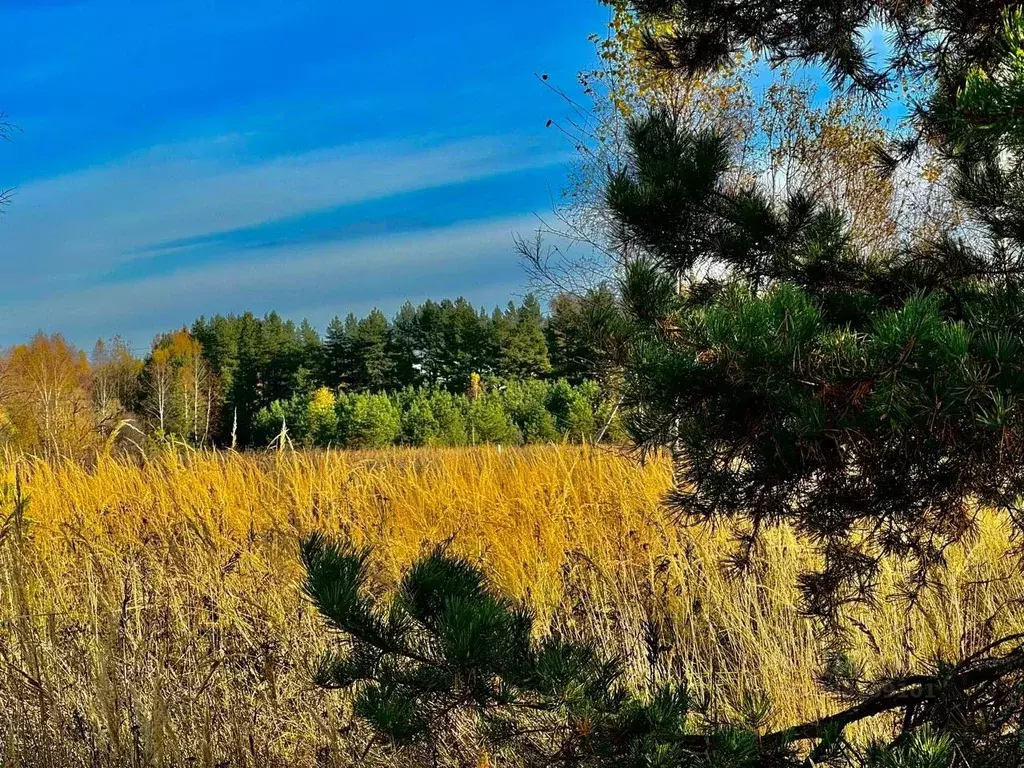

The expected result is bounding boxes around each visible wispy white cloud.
[0,132,566,290]
[0,214,538,347]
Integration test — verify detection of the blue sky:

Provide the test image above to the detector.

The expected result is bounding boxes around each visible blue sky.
[0,0,608,349]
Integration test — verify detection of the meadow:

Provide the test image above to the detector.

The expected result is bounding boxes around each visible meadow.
[0,445,1020,767]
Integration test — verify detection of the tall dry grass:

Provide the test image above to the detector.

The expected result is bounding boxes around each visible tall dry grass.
[0,445,1020,766]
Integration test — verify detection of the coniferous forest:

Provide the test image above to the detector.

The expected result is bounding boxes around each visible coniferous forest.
[0,289,622,455]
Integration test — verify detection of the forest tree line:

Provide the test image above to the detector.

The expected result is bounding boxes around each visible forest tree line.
[0,290,621,457]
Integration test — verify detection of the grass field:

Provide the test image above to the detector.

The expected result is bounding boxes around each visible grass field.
[0,445,1020,766]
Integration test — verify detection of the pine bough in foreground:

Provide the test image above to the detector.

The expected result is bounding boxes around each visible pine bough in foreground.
[301,534,1024,767]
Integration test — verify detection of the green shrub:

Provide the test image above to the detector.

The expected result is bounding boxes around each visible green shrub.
[336,392,401,449]
[426,389,469,446]
[500,380,560,443]
[546,379,597,443]
[257,379,624,449]
[400,391,442,446]
[466,392,519,444]
[253,396,309,446]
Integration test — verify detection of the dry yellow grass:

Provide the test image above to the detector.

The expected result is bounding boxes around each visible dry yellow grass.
[0,445,1020,766]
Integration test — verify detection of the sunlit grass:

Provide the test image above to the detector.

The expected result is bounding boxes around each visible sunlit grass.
[0,445,1020,766]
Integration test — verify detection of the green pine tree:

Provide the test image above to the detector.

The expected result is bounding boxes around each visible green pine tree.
[495,295,552,379]
[351,308,393,392]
